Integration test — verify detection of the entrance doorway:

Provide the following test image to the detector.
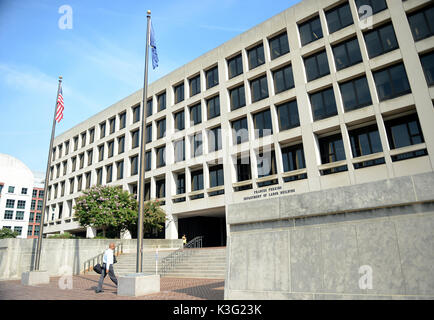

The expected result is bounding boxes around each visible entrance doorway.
[178,216,226,247]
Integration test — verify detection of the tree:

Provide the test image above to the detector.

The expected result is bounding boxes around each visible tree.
[74,185,138,237]
[73,185,166,238]
[0,228,19,239]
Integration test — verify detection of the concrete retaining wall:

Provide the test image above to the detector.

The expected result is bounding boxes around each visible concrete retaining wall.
[225,172,434,300]
[0,238,182,280]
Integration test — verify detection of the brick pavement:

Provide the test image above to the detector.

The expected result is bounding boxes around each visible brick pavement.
[0,275,224,300]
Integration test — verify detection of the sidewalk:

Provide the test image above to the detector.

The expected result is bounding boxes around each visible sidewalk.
[0,275,224,300]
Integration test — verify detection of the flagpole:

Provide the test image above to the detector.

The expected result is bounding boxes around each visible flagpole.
[34,76,63,271]
[136,10,151,273]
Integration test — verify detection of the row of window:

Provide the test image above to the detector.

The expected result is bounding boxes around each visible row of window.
[2,210,25,220]
[0,186,29,195]
[0,226,23,236]
[5,199,26,209]
[47,110,427,202]
[27,225,40,237]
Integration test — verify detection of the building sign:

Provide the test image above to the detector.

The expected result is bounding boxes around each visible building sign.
[243,185,295,201]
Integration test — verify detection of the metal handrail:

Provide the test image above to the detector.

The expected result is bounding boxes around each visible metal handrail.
[160,236,203,276]
[83,242,123,274]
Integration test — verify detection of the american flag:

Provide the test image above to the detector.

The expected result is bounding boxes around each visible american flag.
[55,85,64,123]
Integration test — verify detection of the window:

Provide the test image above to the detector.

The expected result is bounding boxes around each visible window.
[304,50,330,81]
[190,75,201,97]
[132,105,140,123]
[89,128,95,144]
[364,23,399,59]
[420,51,434,86]
[132,129,140,149]
[253,109,273,138]
[349,125,384,165]
[96,168,102,186]
[146,124,152,143]
[339,76,372,111]
[32,189,38,197]
[8,186,15,193]
[385,114,425,150]
[332,37,363,71]
[65,140,70,155]
[176,173,186,196]
[100,122,106,138]
[208,126,222,152]
[232,117,249,145]
[281,144,307,181]
[228,54,243,79]
[116,160,124,180]
[14,226,22,235]
[257,150,278,186]
[157,118,166,139]
[31,199,36,210]
[39,190,44,199]
[69,177,75,193]
[77,175,83,191]
[118,135,125,154]
[144,151,151,172]
[191,170,204,198]
[269,32,290,60]
[85,172,91,189]
[325,2,353,34]
[56,163,61,178]
[58,145,63,158]
[106,165,113,183]
[408,4,434,42]
[207,95,220,120]
[156,178,166,199]
[28,227,34,236]
[37,201,42,211]
[299,16,323,46]
[273,64,294,93]
[17,200,26,209]
[277,100,300,131]
[130,155,138,176]
[34,225,40,236]
[191,133,203,158]
[248,43,265,70]
[209,165,224,195]
[4,210,13,219]
[373,63,411,101]
[229,85,246,111]
[174,139,185,163]
[355,0,387,18]
[250,75,269,102]
[206,66,219,89]
[174,82,185,104]
[87,150,93,166]
[119,112,126,129]
[190,103,202,125]
[236,156,252,183]
[156,146,166,168]
[174,110,185,131]
[158,92,166,111]
[107,140,114,158]
[310,87,338,121]
[73,136,79,151]
[98,145,104,162]
[146,99,153,117]
[319,134,346,164]
[21,188,27,195]
[109,117,116,134]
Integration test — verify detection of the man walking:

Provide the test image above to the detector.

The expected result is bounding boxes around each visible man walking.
[95,242,118,293]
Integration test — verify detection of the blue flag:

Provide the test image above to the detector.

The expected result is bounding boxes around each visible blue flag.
[150,23,159,69]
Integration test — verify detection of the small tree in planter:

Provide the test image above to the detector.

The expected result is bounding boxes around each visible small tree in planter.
[74,185,138,238]
[0,228,19,239]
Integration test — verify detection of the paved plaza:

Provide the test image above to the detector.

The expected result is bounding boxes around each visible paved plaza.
[0,275,224,300]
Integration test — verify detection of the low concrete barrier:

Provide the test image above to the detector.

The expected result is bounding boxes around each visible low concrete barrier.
[0,238,182,280]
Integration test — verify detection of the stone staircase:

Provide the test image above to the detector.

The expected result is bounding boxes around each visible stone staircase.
[114,247,226,279]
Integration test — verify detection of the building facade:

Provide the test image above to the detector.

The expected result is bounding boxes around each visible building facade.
[43,0,434,248]
[0,154,34,238]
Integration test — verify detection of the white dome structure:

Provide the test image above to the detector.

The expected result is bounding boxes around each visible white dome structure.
[0,153,34,238]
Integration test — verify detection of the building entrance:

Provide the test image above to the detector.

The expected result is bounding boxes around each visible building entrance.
[178,216,226,247]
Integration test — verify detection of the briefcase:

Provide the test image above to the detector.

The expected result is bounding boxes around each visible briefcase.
[93,263,102,274]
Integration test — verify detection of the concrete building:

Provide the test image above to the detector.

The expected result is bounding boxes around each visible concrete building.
[27,172,45,238]
[44,0,433,251]
[0,154,34,238]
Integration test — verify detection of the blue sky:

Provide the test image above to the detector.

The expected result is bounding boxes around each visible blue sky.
[0,0,300,173]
